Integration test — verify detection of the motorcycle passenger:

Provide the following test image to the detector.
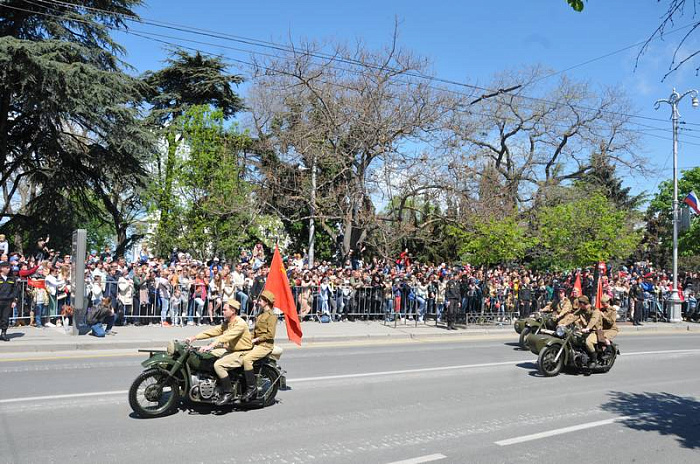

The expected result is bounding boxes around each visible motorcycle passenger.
[240,289,277,402]
[599,294,618,345]
[579,296,603,367]
[185,299,252,406]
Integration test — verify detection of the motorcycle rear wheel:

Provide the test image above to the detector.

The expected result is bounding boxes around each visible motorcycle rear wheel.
[519,327,531,350]
[538,345,563,377]
[129,368,181,418]
[258,364,280,407]
[599,345,617,373]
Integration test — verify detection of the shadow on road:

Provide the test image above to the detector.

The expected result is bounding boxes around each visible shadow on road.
[602,391,700,449]
[6,332,24,340]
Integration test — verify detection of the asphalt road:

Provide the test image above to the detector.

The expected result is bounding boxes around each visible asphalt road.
[1,333,699,464]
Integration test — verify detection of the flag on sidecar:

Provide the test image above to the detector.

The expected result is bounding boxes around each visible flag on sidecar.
[264,246,303,346]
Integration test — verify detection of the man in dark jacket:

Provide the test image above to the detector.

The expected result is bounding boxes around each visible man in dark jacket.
[0,261,20,341]
[445,273,461,330]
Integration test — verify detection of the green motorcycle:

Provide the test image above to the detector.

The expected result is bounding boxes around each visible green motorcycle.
[514,312,555,349]
[129,340,286,418]
[534,324,619,377]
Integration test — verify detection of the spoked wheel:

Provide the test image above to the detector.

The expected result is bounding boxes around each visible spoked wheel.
[537,345,564,377]
[598,344,617,373]
[129,368,181,418]
[519,327,531,350]
[256,364,280,407]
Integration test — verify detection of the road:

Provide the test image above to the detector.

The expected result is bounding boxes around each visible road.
[1,333,699,464]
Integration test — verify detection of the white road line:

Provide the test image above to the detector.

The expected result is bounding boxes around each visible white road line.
[1,347,697,405]
[0,390,128,404]
[621,349,700,356]
[288,361,518,382]
[494,416,632,446]
[385,453,447,464]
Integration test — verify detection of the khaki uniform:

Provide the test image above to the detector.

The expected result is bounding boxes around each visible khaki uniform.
[194,316,252,378]
[558,305,586,328]
[543,298,573,319]
[242,308,277,370]
[600,306,619,341]
[583,306,603,353]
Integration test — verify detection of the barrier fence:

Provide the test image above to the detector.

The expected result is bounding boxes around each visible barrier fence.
[8,279,698,327]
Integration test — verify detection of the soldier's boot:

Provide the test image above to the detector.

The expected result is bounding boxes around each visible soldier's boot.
[241,369,257,402]
[0,330,8,341]
[215,375,234,406]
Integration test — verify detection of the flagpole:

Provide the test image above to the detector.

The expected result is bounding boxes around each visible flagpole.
[655,88,698,323]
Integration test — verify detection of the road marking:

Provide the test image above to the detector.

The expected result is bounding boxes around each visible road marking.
[495,416,632,446]
[0,390,128,405]
[385,454,447,464]
[2,348,698,404]
[288,361,518,383]
[621,349,700,356]
[0,352,144,363]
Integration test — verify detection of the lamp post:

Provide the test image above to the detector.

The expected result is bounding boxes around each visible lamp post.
[654,88,698,323]
[307,153,317,269]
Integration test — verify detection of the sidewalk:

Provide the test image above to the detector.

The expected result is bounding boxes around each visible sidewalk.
[1,320,698,353]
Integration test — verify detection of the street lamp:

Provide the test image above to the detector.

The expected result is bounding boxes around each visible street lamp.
[654,88,698,323]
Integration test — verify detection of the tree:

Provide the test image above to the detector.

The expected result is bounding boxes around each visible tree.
[163,105,256,260]
[534,191,641,269]
[248,34,455,261]
[450,67,641,212]
[643,167,700,267]
[449,215,535,267]
[143,50,245,255]
[0,0,153,253]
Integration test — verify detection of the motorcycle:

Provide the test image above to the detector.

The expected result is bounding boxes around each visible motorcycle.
[534,324,619,377]
[129,340,286,418]
[513,312,555,349]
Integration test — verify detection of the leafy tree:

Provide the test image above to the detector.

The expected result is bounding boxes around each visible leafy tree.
[644,167,700,266]
[534,191,641,269]
[143,50,245,255]
[0,0,153,253]
[449,215,535,267]
[164,105,256,260]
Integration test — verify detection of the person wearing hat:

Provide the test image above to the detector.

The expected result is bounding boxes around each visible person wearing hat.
[579,295,603,367]
[185,298,252,406]
[0,261,20,341]
[240,289,278,402]
[542,287,573,321]
[599,295,618,345]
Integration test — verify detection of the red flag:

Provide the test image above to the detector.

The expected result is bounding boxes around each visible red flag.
[595,261,606,309]
[573,272,582,296]
[264,246,302,346]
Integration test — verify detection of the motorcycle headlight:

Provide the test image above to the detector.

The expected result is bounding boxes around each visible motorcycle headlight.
[555,326,566,338]
[167,340,176,355]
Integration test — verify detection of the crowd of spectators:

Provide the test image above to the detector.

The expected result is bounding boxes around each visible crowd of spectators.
[1,238,699,329]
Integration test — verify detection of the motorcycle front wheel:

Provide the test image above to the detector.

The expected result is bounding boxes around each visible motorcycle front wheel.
[129,368,181,418]
[537,345,563,377]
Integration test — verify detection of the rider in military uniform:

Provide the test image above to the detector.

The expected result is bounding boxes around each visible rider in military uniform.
[542,287,573,319]
[0,261,20,341]
[557,293,588,328]
[599,294,618,345]
[186,299,252,405]
[240,289,277,402]
[580,296,603,367]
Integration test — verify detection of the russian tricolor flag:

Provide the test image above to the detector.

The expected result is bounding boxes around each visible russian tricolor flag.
[684,191,700,215]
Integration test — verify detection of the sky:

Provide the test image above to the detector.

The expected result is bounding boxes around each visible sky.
[111,0,700,197]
